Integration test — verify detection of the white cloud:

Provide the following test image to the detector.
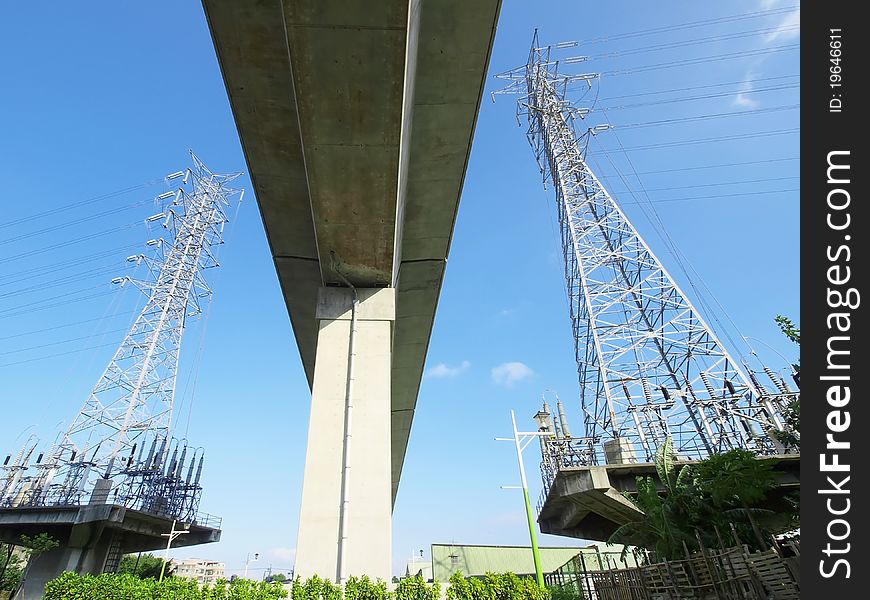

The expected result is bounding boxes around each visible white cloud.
[733,71,761,108]
[732,2,799,107]
[491,362,534,387]
[733,90,759,108]
[765,8,801,43]
[425,360,470,379]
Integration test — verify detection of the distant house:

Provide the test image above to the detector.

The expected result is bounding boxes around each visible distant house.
[171,558,225,586]
[430,542,638,582]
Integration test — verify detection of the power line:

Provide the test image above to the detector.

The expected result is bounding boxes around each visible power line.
[574,5,800,46]
[606,128,798,151]
[618,188,798,206]
[0,223,140,265]
[595,84,799,111]
[600,74,798,102]
[595,133,754,361]
[610,156,799,176]
[0,197,156,247]
[0,311,137,343]
[609,175,799,194]
[0,263,128,301]
[0,179,164,230]
[617,104,799,129]
[0,244,140,283]
[0,327,129,357]
[598,43,799,77]
[0,340,119,369]
[0,288,115,321]
[588,23,801,60]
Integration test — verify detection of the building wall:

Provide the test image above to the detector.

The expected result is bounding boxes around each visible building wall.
[171,558,225,586]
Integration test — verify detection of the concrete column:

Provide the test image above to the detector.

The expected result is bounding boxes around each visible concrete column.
[17,531,113,599]
[294,287,394,582]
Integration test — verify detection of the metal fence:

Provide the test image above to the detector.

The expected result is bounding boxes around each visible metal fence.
[546,540,800,600]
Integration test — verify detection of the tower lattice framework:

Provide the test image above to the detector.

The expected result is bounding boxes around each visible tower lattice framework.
[5,154,241,511]
[498,36,797,468]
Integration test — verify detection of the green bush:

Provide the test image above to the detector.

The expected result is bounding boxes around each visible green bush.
[446,572,548,600]
[344,576,389,600]
[291,575,342,600]
[546,584,582,600]
[46,571,547,600]
[44,571,288,600]
[395,576,440,600]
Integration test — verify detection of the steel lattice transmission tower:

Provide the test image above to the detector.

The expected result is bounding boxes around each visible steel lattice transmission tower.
[498,35,798,467]
[5,153,242,513]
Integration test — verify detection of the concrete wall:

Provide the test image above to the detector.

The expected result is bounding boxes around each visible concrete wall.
[295,288,395,582]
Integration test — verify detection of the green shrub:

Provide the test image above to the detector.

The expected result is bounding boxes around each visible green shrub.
[446,572,548,600]
[44,571,288,600]
[395,576,440,600]
[292,575,342,600]
[546,584,582,600]
[344,576,389,600]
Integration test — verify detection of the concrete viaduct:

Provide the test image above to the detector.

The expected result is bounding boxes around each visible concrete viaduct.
[202,0,502,581]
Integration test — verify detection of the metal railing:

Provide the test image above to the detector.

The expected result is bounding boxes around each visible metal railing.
[0,484,222,529]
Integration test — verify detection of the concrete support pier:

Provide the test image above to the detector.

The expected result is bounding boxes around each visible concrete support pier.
[0,503,220,599]
[295,287,395,582]
[18,533,115,599]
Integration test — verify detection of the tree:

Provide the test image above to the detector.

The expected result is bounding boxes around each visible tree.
[773,315,800,449]
[608,438,710,560]
[693,449,777,550]
[610,440,785,557]
[118,552,168,579]
[0,542,24,591]
[774,315,800,345]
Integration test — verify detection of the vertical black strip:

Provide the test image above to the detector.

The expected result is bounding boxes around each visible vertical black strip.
[803,1,868,595]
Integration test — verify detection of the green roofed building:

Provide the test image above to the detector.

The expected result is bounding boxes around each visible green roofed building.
[430,543,639,582]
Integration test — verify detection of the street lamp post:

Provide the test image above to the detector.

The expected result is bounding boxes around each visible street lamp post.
[244,552,259,580]
[496,409,553,589]
[159,520,190,582]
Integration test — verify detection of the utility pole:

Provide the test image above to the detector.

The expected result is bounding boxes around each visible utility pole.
[159,519,190,581]
[494,32,795,467]
[244,552,259,580]
[496,409,553,589]
[0,154,243,516]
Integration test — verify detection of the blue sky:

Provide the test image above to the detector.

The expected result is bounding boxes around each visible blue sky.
[0,1,798,578]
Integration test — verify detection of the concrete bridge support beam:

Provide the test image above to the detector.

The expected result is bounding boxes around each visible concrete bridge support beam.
[18,537,113,599]
[295,287,395,582]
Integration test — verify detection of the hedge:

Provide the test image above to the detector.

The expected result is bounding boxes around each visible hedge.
[446,572,549,600]
[44,571,549,600]
[43,572,288,600]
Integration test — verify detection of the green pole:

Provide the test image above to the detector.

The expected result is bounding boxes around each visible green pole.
[510,410,546,589]
[523,486,545,588]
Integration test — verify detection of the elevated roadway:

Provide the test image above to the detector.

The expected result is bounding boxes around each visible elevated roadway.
[202,0,502,580]
[202,0,500,505]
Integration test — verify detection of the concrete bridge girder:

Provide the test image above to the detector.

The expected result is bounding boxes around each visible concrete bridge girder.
[202,0,502,582]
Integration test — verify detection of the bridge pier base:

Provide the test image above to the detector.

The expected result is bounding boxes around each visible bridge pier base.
[295,287,395,582]
[17,536,114,599]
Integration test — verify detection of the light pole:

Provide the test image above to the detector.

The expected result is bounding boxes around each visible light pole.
[408,549,424,578]
[159,520,190,582]
[244,552,259,580]
[496,409,553,589]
